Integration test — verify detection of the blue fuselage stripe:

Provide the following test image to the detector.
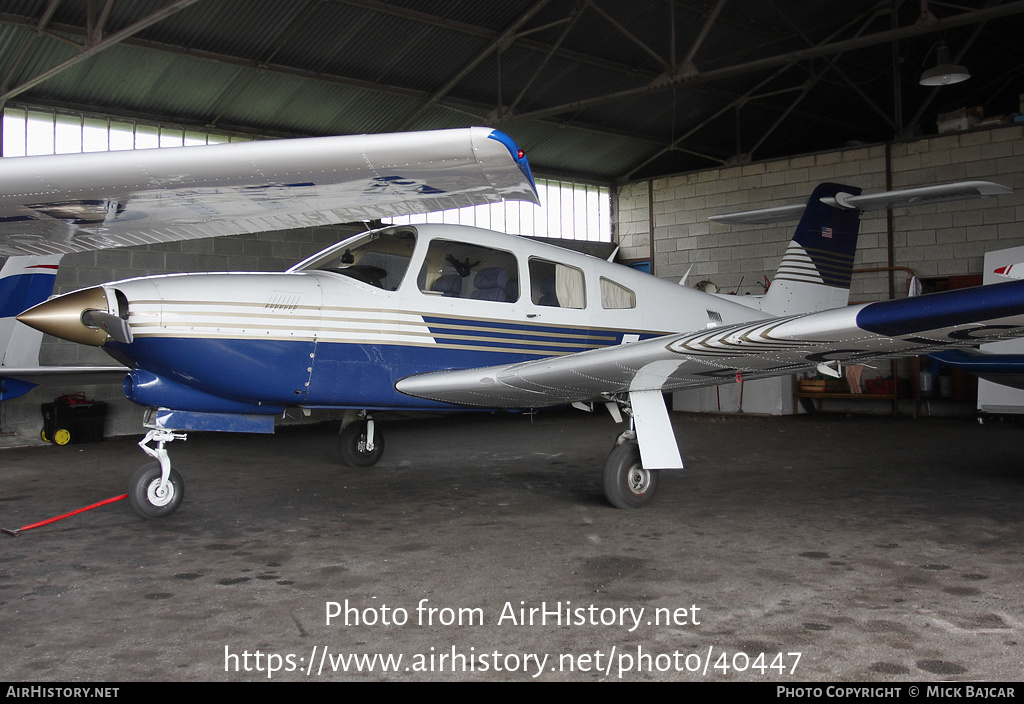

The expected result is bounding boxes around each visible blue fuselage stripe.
[421,315,650,353]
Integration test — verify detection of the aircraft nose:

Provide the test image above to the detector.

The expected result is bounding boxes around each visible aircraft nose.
[16,286,132,346]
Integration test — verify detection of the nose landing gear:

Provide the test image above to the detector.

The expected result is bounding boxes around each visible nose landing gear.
[129,427,187,518]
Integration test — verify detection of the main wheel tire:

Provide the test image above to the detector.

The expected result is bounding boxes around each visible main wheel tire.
[603,441,658,509]
[339,421,385,467]
[128,462,184,518]
[53,427,71,446]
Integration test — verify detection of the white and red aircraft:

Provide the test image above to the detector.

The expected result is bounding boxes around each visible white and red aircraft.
[2,127,1021,518]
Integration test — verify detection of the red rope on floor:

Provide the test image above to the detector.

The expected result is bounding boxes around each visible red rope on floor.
[2,494,128,536]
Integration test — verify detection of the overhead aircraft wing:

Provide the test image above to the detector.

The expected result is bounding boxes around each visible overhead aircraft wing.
[396,279,1024,408]
[709,180,1011,225]
[0,127,538,257]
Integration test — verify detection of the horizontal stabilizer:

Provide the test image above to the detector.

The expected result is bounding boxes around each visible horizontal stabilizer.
[710,180,1011,225]
[708,203,806,224]
[831,180,1012,211]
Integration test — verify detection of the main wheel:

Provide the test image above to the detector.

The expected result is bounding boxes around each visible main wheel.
[53,427,71,445]
[603,441,658,509]
[339,421,385,467]
[128,462,184,518]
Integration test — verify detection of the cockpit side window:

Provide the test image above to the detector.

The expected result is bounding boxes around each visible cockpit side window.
[418,239,519,303]
[295,227,417,290]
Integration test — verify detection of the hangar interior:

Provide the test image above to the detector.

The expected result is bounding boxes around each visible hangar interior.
[0,0,1023,438]
[4,1,1024,685]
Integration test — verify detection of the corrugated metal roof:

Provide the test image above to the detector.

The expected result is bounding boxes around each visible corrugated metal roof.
[0,0,1021,180]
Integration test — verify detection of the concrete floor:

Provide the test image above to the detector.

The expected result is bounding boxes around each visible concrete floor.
[1,410,1023,682]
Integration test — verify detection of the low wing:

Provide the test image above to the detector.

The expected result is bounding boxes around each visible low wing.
[709,180,1011,224]
[396,280,1024,407]
[0,127,538,257]
[1,366,129,385]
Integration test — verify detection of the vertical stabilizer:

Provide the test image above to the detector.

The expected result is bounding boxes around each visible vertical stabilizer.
[0,255,62,400]
[760,183,862,316]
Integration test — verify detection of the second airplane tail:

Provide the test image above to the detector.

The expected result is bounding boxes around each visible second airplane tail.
[0,255,62,400]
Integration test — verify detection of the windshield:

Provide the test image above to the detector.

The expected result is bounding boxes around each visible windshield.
[291,227,417,290]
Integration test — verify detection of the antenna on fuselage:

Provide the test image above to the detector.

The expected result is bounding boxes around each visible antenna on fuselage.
[679,262,694,286]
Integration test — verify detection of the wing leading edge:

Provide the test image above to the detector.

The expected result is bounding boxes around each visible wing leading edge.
[396,279,1024,408]
[0,127,539,257]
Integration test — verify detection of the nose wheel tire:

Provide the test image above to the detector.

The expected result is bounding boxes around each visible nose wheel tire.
[603,441,658,509]
[128,462,184,518]
[339,421,385,467]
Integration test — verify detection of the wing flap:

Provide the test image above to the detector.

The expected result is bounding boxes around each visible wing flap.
[396,280,1024,408]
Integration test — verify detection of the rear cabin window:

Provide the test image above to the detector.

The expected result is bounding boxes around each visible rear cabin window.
[529,258,586,309]
[418,239,519,303]
[600,277,636,309]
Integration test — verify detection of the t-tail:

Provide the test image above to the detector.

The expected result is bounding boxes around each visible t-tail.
[760,182,863,315]
[709,179,1012,317]
[0,255,62,400]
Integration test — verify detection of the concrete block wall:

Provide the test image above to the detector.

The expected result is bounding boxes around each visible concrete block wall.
[614,124,1024,414]
[0,224,360,442]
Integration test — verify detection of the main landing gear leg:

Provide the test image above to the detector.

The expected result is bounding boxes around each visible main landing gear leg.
[129,427,187,518]
[339,412,385,467]
[601,390,682,509]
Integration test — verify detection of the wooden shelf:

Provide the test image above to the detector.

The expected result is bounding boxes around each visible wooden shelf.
[793,389,899,416]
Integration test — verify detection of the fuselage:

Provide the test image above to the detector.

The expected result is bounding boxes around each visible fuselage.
[29,224,774,413]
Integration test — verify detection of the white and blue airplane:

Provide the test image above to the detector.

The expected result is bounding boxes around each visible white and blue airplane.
[2,126,1022,519]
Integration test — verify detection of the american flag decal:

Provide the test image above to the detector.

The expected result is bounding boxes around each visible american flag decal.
[821,226,833,238]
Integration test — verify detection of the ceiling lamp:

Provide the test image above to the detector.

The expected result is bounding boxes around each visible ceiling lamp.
[920,43,971,86]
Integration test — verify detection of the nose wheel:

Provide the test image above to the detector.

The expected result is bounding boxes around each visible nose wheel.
[129,462,184,518]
